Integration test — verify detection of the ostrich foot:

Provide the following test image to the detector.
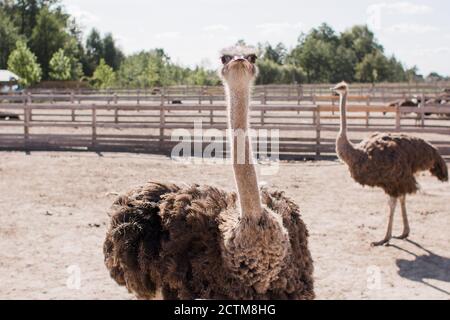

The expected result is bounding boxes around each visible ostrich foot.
[371,238,391,247]
[394,231,410,240]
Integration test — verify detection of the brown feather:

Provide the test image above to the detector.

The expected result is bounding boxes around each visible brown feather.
[103,182,314,300]
[340,133,448,197]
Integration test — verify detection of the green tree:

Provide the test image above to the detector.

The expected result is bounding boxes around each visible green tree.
[0,8,22,69]
[386,56,407,82]
[256,59,305,84]
[235,39,247,46]
[30,6,67,78]
[405,66,420,82]
[309,23,339,45]
[7,40,42,86]
[103,33,124,70]
[49,48,71,80]
[289,36,334,83]
[64,18,86,78]
[85,28,104,75]
[355,50,390,83]
[117,49,173,88]
[0,0,62,38]
[92,59,116,88]
[62,37,84,80]
[286,24,341,83]
[330,45,357,83]
[260,42,287,65]
[340,25,383,62]
[426,72,447,82]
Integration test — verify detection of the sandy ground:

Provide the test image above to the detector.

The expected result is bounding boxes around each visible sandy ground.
[0,151,449,300]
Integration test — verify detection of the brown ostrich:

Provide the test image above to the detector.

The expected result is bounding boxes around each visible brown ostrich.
[103,46,314,300]
[332,81,448,246]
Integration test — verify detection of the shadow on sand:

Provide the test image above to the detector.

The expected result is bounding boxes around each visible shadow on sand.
[390,239,450,296]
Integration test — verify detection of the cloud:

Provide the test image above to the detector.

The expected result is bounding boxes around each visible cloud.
[65,5,99,28]
[414,47,450,56]
[256,22,303,35]
[384,23,439,34]
[155,32,180,39]
[204,24,229,32]
[368,2,433,15]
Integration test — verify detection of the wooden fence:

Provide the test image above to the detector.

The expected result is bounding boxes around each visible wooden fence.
[1,90,450,160]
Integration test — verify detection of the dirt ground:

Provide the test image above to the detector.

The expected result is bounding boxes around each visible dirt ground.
[0,151,449,300]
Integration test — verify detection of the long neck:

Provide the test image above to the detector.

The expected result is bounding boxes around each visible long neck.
[336,91,357,162]
[338,92,348,140]
[226,83,263,219]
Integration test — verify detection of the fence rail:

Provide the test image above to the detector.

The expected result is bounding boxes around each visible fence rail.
[1,89,450,159]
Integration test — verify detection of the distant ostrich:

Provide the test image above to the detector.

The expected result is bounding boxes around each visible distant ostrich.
[332,81,448,246]
[388,98,428,125]
[103,46,314,299]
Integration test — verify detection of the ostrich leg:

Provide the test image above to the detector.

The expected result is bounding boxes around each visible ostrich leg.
[372,196,397,246]
[395,195,410,240]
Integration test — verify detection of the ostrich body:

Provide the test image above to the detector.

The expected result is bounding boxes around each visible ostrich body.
[333,82,448,246]
[103,46,314,300]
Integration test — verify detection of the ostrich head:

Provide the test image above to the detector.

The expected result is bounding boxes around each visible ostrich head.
[220,46,258,87]
[331,81,349,96]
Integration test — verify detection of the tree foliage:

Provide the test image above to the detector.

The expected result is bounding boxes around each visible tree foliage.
[0,8,23,69]
[49,48,71,80]
[92,59,116,88]
[7,40,42,86]
[285,23,419,83]
[1,1,430,86]
[256,59,305,85]
[30,5,67,78]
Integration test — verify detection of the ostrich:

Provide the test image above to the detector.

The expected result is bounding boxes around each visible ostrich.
[332,81,448,246]
[103,46,314,300]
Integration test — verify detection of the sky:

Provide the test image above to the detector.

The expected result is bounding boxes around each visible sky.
[63,0,450,76]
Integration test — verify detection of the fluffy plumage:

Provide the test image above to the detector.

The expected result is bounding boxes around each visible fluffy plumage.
[103,181,314,300]
[340,133,448,197]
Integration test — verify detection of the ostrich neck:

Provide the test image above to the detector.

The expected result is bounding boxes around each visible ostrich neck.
[337,92,356,162]
[338,92,348,141]
[226,84,263,219]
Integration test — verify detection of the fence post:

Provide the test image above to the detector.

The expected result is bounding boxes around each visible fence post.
[331,93,336,116]
[297,85,302,105]
[114,93,119,124]
[70,91,76,122]
[23,104,29,149]
[261,87,267,105]
[366,95,371,128]
[315,107,321,157]
[27,92,32,122]
[420,93,425,127]
[395,106,401,131]
[210,109,214,125]
[92,106,97,149]
[159,93,165,151]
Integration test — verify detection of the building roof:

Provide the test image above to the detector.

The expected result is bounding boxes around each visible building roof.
[0,70,20,82]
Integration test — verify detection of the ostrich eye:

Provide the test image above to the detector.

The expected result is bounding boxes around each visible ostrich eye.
[221,55,232,65]
[246,54,257,64]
